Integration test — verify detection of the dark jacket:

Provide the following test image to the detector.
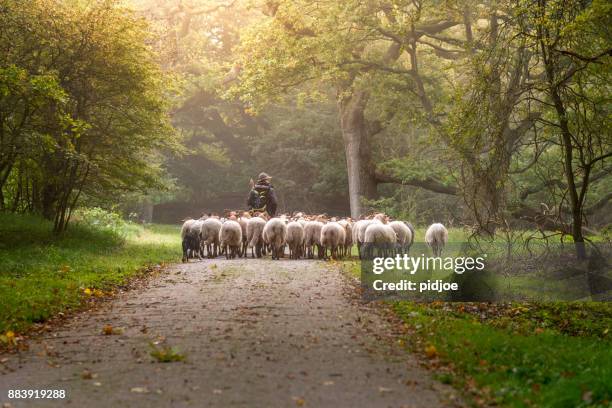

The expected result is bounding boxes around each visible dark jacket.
[247,183,278,217]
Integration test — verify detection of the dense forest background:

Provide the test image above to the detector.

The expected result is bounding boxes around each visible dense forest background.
[1,0,610,256]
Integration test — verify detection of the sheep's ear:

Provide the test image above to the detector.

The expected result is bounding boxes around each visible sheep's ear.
[249,178,255,189]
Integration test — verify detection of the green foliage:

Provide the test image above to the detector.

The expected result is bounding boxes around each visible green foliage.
[71,207,138,238]
[0,212,180,333]
[0,0,177,230]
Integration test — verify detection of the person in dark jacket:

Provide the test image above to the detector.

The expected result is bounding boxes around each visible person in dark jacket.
[247,172,278,217]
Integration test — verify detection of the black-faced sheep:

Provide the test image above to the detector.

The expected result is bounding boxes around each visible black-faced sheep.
[425,223,448,257]
[220,220,243,259]
[181,219,197,262]
[263,217,287,260]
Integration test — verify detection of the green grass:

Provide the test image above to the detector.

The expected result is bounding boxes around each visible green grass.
[0,212,180,334]
[393,302,612,407]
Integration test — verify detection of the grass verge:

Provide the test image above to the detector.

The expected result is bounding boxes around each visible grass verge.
[342,261,612,407]
[0,212,180,335]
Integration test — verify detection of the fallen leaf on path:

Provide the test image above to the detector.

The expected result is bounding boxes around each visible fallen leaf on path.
[378,386,393,393]
[102,325,122,335]
[213,389,222,394]
[323,381,334,386]
[291,396,306,406]
[130,387,149,393]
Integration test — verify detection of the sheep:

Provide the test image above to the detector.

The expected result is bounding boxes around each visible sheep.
[201,217,222,258]
[373,213,388,223]
[425,223,448,257]
[354,219,381,259]
[246,216,266,258]
[219,220,242,259]
[187,219,205,260]
[263,217,287,260]
[286,221,305,259]
[180,219,198,262]
[338,219,353,257]
[237,214,250,257]
[303,220,324,259]
[352,219,367,258]
[389,221,412,255]
[320,222,346,260]
[363,223,396,259]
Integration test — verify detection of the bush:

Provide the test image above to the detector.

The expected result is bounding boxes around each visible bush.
[72,207,133,238]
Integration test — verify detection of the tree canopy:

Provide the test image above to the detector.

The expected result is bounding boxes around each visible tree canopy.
[0,0,610,256]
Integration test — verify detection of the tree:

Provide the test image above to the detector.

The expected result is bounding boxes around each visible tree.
[514,0,611,257]
[232,0,541,221]
[0,0,177,232]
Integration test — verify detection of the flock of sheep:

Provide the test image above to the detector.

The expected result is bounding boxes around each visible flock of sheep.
[181,212,449,262]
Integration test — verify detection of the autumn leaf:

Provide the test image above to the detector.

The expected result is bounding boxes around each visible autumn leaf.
[425,344,438,358]
[291,396,305,406]
[102,325,122,335]
[83,288,93,296]
[0,331,16,345]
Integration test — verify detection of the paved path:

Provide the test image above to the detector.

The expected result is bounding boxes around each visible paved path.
[0,259,461,407]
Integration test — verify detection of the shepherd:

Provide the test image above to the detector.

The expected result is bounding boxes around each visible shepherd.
[247,172,278,217]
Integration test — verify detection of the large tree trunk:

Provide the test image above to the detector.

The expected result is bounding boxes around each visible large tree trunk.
[338,90,378,218]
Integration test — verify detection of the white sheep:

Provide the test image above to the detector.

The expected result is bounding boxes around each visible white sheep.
[246,216,266,258]
[237,215,250,257]
[303,220,324,259]
[286,221,305,259]
[354,219,381,259]
[219,220,243,259]
[425,223,448,257]
[338,219,353,258]
[320,222,346,260]
[389,221,412,254]
[201,217,222,258]
[263,217,287,260]
[363,223,396,259]
[373,213,388,223]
